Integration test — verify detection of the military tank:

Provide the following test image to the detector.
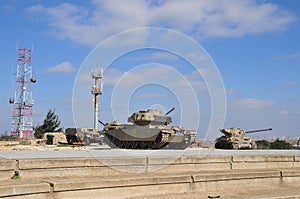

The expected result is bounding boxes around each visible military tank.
[215,127,272,150]
[99,107,197,149]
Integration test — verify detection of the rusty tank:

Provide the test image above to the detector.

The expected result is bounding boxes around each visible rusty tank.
[215,127,272,150]
[100,107,197,149]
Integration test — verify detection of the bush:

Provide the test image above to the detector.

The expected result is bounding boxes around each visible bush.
[256,140,270,149]
[256,139,293,150]
[270,139,292,149]
[0,135,18,141]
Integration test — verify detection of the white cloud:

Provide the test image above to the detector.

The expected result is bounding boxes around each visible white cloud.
[226,88,235,95]
[46,62,76,73]
[225,98,275,134]
[103,68,123,87]
[102,66,208,95]
[279,109,288,115]
[135,93,168,99]
[285,82,297,87]
[273,52,300,60]
[64,98,72,103]
[185,52,210,62]
[231,98,275,111]
[132,51,179,62]
[26,0,295,46]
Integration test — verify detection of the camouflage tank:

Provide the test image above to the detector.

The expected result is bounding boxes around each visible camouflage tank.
[99,107,197,149]
[215,127,272,150]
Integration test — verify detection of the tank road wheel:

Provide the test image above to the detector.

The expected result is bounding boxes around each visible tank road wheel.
[232,144,239,150]
[214,142,221,149]
[114,139,122,148]
[144,142,151,149]
[119,141,126,149]
[110,136,120,148]
[149,141,157,149]
[138,141,147,149]
[131,142,138,149]
[126,142,134,149]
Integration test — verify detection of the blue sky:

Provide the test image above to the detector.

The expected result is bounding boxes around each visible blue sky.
[0,0,299,139]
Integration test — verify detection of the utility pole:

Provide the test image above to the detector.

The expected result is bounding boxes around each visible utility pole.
[91,65,103,130]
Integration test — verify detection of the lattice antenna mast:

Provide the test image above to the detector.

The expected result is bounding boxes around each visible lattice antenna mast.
[91,65,103,130]
[9,48,36,138]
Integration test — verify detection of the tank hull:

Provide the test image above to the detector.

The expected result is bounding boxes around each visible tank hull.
[102,125,196,149]
[215,136,257,150]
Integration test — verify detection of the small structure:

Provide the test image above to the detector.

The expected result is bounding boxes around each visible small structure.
[43,132,67,145]
[65,128,103,145]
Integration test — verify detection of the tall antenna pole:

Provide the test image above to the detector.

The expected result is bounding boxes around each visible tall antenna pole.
[91,65,103,130]
[9,48,36,139]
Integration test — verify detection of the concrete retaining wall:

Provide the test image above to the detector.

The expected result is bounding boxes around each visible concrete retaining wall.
[0,155,300,198]
[7,155,299,180]
[4,169,300,199]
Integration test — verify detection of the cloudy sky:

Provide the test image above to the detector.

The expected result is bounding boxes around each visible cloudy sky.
[0,0,299,139]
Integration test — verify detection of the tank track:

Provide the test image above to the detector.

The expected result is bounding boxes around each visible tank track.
[104,132,195,150]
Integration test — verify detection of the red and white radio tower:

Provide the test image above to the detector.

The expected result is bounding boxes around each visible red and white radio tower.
[9,48,36,139]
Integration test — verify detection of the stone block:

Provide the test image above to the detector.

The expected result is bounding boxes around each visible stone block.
[98,157,146,166]
[19,167,121,180]
[193,170,280,182]
[294,155,300,162]
[232,161,294,170]
[0,160,16,171]
[18,158,104,169]
[148,162,231,173]
[281,170,300,177]
[0,182,49,197]
[51,174,191,192]
[148,156,231,165]
[232,155,294,162]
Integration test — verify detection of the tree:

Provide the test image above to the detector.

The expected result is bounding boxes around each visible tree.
[34,109,63,139]
[270,138,292,149]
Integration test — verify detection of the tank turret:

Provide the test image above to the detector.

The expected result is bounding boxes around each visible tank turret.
[127,107,175,126]
[215,127,272,150]
[219,128,272,137]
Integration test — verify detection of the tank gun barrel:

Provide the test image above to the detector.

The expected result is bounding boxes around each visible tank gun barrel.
[245,128,272,134]
[98,120,106,126]
[165,107,175,115]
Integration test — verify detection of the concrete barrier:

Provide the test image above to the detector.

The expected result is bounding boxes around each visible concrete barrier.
[0,160,16,181]
[3,170,300,199]
[3,155,300,180]
[1,154,300,198]
[2,155,300,179]
[18,158,104,169]
[0,181,49,198]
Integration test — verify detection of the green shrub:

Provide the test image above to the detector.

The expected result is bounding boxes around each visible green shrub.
[270,139,292,149]
[256,140,270,149]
